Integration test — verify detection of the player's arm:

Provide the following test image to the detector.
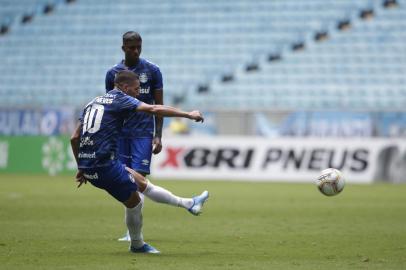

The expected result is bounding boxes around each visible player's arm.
[136,102,204,122]
[153,88,163,154]
[70,122,86,187]
[70,121,81,165]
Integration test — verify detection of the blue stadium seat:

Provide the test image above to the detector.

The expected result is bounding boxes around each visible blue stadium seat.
[0,0,404,110]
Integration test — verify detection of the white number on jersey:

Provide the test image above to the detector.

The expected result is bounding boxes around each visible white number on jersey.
[83,104,104,134]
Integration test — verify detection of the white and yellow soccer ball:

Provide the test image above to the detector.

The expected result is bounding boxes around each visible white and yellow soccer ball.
[316,168,345,196]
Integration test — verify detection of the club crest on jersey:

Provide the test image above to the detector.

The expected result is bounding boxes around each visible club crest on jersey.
[139,73,148,83]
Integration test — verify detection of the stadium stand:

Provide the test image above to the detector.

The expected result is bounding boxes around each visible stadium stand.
[0,0,404,111]
[191,0,406,110]
[0,0,67,31]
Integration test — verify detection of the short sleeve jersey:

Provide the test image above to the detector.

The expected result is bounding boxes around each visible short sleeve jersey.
[78,89,141,169]
[105,58,163,138]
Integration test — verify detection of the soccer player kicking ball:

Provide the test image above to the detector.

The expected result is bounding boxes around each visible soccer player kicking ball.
[70,70,209,254]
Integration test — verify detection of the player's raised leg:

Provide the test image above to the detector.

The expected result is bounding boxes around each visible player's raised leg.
[126,167,209,215]
[144,180,209,216]
[187,190,210,216]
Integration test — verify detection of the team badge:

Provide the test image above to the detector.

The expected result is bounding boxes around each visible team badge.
[139,73,148,83]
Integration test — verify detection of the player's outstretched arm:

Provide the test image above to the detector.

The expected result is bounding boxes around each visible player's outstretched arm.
[136,103,204,122]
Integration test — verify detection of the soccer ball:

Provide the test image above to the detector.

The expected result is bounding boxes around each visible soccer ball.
[316,168,345,196]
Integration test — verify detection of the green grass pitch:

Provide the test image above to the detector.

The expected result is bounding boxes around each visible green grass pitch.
[1,174,405,270]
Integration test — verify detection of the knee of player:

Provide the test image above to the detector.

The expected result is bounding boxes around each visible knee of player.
[137,176,148,192]
[124,191,141,208]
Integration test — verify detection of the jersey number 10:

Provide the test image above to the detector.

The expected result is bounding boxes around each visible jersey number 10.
[83,104,104,134]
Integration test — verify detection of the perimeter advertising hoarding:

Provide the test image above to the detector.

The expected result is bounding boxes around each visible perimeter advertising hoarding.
[0,136,404,183]
[0,136,76,175]
[152,137,406,183]
[0,108,75,136]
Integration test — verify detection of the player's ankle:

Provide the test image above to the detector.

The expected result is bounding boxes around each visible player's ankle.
[130,240,145,249]
[179,198,193,209]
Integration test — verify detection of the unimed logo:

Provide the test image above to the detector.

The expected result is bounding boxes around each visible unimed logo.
[159,145,369,172]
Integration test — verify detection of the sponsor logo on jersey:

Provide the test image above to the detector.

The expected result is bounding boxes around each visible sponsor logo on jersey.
[83,172,98,180]
[139,87,150,94]
[78,152,96,159]
[139,73,148,83]
[142,159,150,166]
[80,137,94,147]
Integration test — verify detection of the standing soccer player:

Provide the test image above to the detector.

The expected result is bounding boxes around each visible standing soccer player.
[105,31,164,241]
[70,71,209,253]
